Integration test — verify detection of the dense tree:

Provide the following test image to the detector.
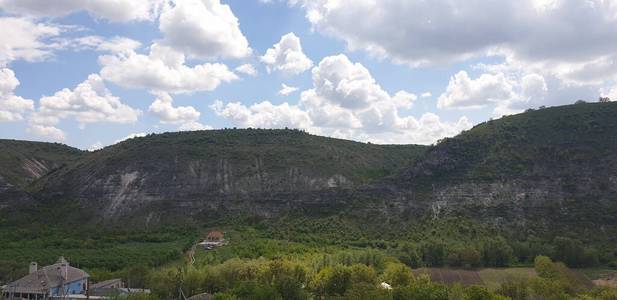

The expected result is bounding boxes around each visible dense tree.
[233,281,281,300]
[393,275,448,300]
[535,256,558,279]
[382,263,414,287]
[349,264,378,285]
[421,241,446,267]
[482,238,513,267]
[497,280,529,300]
[311,265,352,296]
[463,286,508,300]
[398,243,423,268]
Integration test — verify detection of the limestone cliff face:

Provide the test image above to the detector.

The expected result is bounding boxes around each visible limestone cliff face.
[0,175,34,214]
[64,159,354,221]
[34,130,423,224]
[410,179,617,228]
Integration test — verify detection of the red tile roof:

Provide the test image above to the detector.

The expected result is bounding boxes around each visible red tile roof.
[207,231,224,239]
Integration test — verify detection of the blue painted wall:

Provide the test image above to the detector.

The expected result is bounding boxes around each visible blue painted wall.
[51,279,87,296]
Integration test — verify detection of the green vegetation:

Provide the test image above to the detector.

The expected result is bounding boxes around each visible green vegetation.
[0,225,196,284]
[111,246,616,300]
[0,139,84,187]
[1,217,616,299]
[2,104,617,298]
[416,102,617,183]
[40,128,426,189]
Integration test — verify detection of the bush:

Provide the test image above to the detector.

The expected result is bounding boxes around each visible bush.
[311,265,352,296]
[463,286,508,300]
[497,280,529,300]
[482,238,513,267]
[421,241,446,267]
[232,281,281,300]
[382,263,414,287]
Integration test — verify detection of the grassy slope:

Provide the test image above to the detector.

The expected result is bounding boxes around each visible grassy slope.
[0,139,84,188]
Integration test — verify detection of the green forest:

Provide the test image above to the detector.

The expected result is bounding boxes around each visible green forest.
[1,217,616,299]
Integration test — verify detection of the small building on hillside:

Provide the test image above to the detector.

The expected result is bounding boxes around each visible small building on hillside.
[2,257,89,300]
[198,231,227,250]
[207,231,224,242]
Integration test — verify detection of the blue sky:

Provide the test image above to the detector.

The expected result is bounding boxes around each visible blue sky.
[1,0,616,149]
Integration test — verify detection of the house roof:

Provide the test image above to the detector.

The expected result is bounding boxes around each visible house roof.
[207,231,224,239]
[91,278,122,289]
[188,292,213,300]
[4,259,89,294]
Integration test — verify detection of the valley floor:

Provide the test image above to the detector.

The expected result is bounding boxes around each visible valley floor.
[1,218,617,299]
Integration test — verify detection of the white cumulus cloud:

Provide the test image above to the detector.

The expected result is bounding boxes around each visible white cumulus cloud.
[213,54,471,144]
[0,17,62,65]
[212,99,312,129]
[0,68,34,122]
[438,71,515,109]
[99,43,238,94]
[114,132,148,144]
[27,125,66,141]
[295,0,617,70]
[159,0,251,60]
[235,64,258,76]
[148,92,201,124]
[261,32,313,75]
[278,84,299,96]
[33,74,141,127]
[0,0,166,22]
[179,121,212,131]
[69,36,142,54]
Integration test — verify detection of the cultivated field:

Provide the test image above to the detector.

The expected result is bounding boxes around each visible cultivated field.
[413,267,598,290]
[413,268,485,286]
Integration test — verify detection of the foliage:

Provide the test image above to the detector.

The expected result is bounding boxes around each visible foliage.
[0,226,195,284]
[0,139,84,188]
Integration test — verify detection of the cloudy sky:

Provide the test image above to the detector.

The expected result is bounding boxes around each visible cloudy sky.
[1,0,616,149]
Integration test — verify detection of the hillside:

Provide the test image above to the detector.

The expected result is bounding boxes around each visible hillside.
[0,140,84,214]
[2,103,617,234]
[32,129,426,223]
[398,102,617,234]
[403,102,617,184]
[0,140,84,188]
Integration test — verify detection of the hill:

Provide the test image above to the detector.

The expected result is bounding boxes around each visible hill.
[31,129,426,223]
[0,140,84,188]
[1,103,616,235]
[0,140,83,214]
[397,102,617,237]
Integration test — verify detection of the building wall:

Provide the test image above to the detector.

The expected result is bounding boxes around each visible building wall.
[51,279,87,296]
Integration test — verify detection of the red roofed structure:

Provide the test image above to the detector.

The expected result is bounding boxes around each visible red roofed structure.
[207,231,224,241]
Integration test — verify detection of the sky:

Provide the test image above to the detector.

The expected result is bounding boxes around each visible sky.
[0,0,616,150]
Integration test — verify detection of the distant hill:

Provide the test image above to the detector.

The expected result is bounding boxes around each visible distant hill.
[0,140,83,215]
[0,140,83,188]
[402,102,617,184]
[29,129,426,223]
[1,103,616,236]
[397,102,617,234]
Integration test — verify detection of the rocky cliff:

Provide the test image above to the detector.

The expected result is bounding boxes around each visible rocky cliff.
[31,129,425,223]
